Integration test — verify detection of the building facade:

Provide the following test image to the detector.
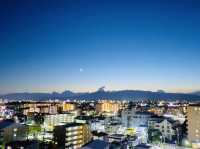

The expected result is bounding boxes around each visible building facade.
[43,113,76,131]
[62,102,76,112]
[121,109,152,128]
[54,123,92,149]
[148,118,178,141]
[187,105,200,148]
[0,120,27,148]
[96,101,121,115]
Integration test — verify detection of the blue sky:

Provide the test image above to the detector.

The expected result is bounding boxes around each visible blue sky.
[1,0,200,94]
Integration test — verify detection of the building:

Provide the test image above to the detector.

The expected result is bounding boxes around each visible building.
[134,144,153,149]
[81,140,109,149]
[187,105,200,148]
[54,123,92,149]
[21,102,58,115]
[90,119,106,133]
[121,109,152,128]
[96,101,121,115]
[5,140,40,149]
[148,107,165,116]
[42,113,77,141]
[63,102,76,112]
[105,122,122,135]
[0,106,14,120]
[0,120,27,148]
[43,113,76,131]
[92,131,108,141]
[108,134,126,143]
[75,116,94,124]
[148,118,179,141]
[121,109,151,143]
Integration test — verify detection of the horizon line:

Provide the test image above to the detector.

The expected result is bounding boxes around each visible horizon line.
[0,88,199,95]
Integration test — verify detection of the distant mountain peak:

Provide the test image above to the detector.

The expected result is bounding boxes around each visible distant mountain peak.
[157,90,165,93]
[61,90,76,96]
[97,86,106,92]
[52,91,60,95]
[62,90,74,94]
[190,91,200,96]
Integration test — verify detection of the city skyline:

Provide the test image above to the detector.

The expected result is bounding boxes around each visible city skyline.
[1,0,200,94]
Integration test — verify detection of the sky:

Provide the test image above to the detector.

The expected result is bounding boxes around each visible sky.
[0,0,200,94]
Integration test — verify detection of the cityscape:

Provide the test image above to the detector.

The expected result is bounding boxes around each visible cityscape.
[0,94,200,149]
[1,0,200,149]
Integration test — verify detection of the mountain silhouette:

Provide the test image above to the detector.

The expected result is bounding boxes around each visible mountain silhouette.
[1,89,200,101]
[190,91,200,96]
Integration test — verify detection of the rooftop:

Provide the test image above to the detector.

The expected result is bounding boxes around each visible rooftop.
[81,140,109,149]
[0,120,14,129]
[134,144,152,149]
[64,122,84,127]
[92,131,108,136]
[6,140,39,148]
[188,104,200,107]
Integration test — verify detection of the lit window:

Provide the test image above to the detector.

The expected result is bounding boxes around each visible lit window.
[14,128,18,132]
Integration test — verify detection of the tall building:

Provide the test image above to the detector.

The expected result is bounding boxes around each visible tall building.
[187,105,200,148]
[54,123,92,149]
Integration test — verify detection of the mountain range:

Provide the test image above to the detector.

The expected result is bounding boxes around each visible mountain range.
[191,91,200,96]
[1,88,200,101]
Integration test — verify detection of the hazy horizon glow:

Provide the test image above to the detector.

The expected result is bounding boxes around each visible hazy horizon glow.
[1,0,200,94]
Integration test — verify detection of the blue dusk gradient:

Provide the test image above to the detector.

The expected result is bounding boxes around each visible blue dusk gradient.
[0,0,200,94]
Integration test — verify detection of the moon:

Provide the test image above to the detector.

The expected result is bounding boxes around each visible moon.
[79,68,83,72]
